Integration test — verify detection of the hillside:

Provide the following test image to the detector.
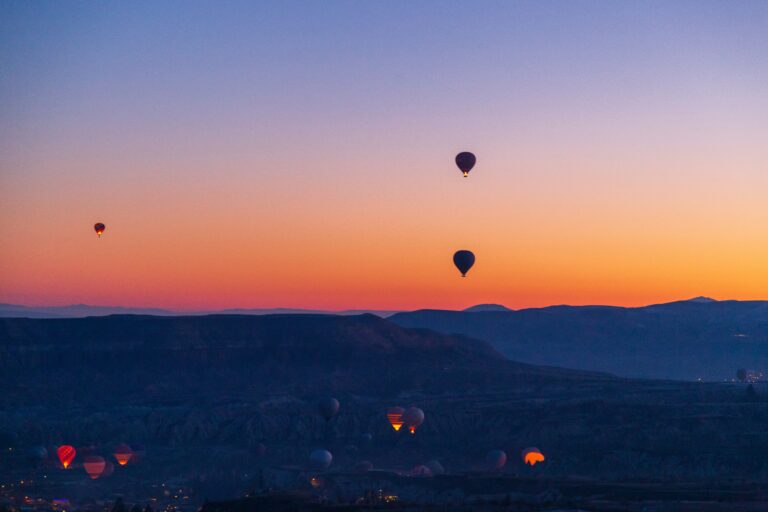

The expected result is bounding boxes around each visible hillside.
[0,314,603,408]
[391,299,768,380]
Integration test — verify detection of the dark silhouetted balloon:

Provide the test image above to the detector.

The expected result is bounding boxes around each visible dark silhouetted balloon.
[453,250,475,277]
[57,445,76,468]
[317,397,339,421]
[83,456,106,479]
[486,449,507,470]
[455,152,476,177]
[309,449,333,470]
[387,406,405,431]
[94,223,105,238]
[403,406,425,434]
[737,368,747,382]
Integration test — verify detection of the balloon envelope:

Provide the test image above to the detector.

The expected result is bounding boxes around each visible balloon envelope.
[317,397,340,421]
[387,406,405,431]
[455,152,476,177]
[522,447,545,466]
[113,444,132,466]
[83,456,106,479]
[403,407,425,434]
[453,250,475,277]
[57,445,76,468]
[486,450,507,470]
[94,223,105,237]
[309,449,333,470]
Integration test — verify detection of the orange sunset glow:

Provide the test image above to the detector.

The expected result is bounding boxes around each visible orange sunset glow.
[1,2,767,311]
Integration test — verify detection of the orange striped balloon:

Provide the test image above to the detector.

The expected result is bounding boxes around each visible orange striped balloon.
[386,406,405,431]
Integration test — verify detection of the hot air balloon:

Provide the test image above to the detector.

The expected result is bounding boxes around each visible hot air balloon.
[522,447,545,466]
[57,445,76,469]
[453,250,475,277]
[387,406,405,431]
[309,449,333,470]
[113,444,132,466]
[455,152,476,177]
[403,407,425,434]
[317,397,339,421]
[486,449,507,470]
[94,223,105,238]
[83,456,106,479]
[737,368,747,382]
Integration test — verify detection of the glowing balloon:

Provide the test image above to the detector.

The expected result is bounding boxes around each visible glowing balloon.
[317,397,339,421]
[453,250,475,277]
[486,449,507,470]
[522,447,545,466]
[83,456,106,479]
[387,406,405,431]
[309,449,333,470]
[57,445,76,468]
[94,223,105,238]
[403,406,425,434]
[309,475,324,488]
[113,444,132,466]
[455,152,476,177]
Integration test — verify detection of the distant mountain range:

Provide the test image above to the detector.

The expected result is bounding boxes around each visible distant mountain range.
[0,303,400,318]
[391,297,768,381]
[6,297,768,381]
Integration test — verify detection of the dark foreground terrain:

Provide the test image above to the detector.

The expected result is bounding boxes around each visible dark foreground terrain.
[2,314,768,511]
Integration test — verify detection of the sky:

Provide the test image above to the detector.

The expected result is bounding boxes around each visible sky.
[1,0,768,311]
